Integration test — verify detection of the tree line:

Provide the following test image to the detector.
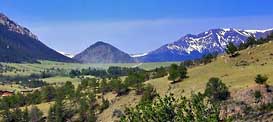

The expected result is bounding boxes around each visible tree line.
[226,32,273,57]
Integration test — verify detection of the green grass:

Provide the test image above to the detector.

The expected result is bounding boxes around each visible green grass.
[0,84,31,92]
[41,76,80,86]
[1,60,178,76]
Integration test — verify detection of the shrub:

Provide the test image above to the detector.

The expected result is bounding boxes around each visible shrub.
[205,77,230,101]
[255,74,268,84]
[121,93,220,122]
[150,67,168,79]
[29,106,44,122]
[99,97,110,113]
[140,84,158,103]
[109,78,129,96]
[254,90,262,100]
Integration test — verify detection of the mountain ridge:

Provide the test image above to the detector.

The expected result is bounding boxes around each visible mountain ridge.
[0,13,75,63]
[137,28,273,62]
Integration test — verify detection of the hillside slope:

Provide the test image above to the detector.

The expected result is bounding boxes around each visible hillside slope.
[148,41,273,97]
[97,41,273,121]
[0,13,75,63]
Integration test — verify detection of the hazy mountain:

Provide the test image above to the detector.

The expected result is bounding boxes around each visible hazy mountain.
[138,28,273,62]
[73,41,136,63]
[0,13,75,63]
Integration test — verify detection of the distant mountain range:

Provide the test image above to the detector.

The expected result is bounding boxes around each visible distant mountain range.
[73,41,136,63]
[0,13,75,63]
[137,28,273,62]
[1,12,272,63]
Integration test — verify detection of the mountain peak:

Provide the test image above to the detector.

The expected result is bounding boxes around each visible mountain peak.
[0,12,38,40]
[92,41,110,46]
[74,42,136,63]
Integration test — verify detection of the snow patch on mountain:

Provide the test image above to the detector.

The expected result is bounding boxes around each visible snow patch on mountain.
[58,51,74,58]
[245,28,273,33]
[130,53,148,57]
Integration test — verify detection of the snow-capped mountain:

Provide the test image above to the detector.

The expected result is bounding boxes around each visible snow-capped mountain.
[138,28,273,62]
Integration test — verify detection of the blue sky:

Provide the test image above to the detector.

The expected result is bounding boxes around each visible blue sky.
[1,0,273,54]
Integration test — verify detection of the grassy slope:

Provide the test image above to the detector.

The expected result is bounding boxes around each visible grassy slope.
[97,91,141,122]
[148,42,273,98]
[98,42,273,121]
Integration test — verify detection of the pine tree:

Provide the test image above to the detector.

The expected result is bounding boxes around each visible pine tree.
[47,105,56,122]
[168,63,188,83]
[246,36,256,47]
[168,64,180,82]
[22,107,30,122]
[204,77,230,101]
[29,106,43,122]
[225,42,238,57]
[267,32,273,40]
[178,64,187,79]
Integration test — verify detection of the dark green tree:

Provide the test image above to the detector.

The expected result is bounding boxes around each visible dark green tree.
[204,77,230,101]
[168,64,180,82]
[140,84,158,103]
[99,97,110,113]
[63,81,75,99]
[246,36,256,47]
[267,32,273,40]
[29,106,43,122]
[178,63,187,80]
[22,107,30,122]
[47,105,56,122]
[109,78,129,96]
[99,78,110,94]
[78,92,97,122]
[255,74,268,84]
[168,63,188,83]
[225,42,238,57]
[121,93,220,122]
[41,85,56,102]
[254,90,262,100]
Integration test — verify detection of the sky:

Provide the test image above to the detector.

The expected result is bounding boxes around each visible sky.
[1,0,273,54]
